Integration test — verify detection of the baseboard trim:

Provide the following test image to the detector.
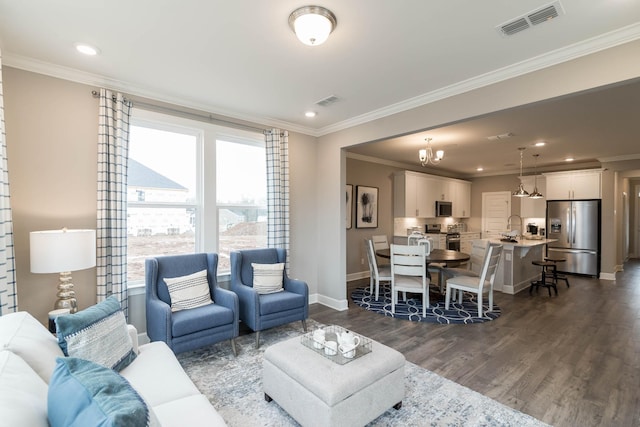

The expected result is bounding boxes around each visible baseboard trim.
[315,294,349,311]
[347,270,370,282]
[599,271,617,280]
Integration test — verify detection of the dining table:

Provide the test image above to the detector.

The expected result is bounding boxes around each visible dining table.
[375,248,471,293]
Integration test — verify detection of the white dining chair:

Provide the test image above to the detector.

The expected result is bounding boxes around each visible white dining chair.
[445,244,503,317]
[371,234,390,267]
[365,239,391,301]
[440,239,490,297]
[390,244,429,316]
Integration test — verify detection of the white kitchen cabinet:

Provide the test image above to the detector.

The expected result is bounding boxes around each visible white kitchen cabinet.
[543,169,602,200]
[394,171,471,218]
[519,176,546,218]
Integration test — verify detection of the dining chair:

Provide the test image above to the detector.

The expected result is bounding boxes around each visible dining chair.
[440,239,490,295]
[445,244,503,317]
[371,234,391,267]
[365,239,392,301]
[390,244,429,316]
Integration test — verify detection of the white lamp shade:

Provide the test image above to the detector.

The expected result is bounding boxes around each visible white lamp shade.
[30,229,96,273]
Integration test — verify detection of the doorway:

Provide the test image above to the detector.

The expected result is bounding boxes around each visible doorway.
[482,191,511,239]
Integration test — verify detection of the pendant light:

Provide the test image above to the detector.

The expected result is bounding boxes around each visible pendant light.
[512,147,529,198]
[529,154,544,199]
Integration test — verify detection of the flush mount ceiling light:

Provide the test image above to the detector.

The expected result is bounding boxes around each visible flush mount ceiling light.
[529,154,544,199]
[74,43,100,56]
[419,138,444,166]
[289,5,337,46]
[512,147,529,197]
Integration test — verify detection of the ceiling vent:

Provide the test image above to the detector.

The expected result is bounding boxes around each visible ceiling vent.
[496,1,564,37]
[487,132,515,141]
[315,95,339,107]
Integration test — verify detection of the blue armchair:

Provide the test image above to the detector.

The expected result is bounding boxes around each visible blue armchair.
[145,253,239,355]
[230,248,308,348]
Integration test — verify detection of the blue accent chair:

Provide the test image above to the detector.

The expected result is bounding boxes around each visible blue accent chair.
[230,248,308,348]
[145,253,239,355]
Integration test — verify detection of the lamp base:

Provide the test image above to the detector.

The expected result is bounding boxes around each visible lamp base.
[55,271,78,313]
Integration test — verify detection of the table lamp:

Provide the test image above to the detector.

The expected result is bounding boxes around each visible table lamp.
[30,228,96,313]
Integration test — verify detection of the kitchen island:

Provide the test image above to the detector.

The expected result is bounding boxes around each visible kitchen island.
[489,238,557,294]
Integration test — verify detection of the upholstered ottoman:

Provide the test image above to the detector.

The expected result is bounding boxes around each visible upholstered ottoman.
[263,333,405,427]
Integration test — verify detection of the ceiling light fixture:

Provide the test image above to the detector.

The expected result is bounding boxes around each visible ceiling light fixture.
[529,154,544,199]
[534,141,546,147]
[305,111,317,118]
[289,6,337,46]
[419,138,444,166]
[512,147,529,197]
[74,43,99,56]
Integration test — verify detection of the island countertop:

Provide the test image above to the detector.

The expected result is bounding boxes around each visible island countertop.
[488,238,557,248]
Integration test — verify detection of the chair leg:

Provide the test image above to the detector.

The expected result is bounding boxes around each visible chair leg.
[488,291,494,313]
[231,338,237,356]
[255,331,260,349]
[445,286,451,310]
[478,294,483,317]
[375,278,380,301]
[302,319,307,332]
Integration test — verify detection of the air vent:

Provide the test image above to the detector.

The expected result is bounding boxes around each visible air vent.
[487,132,515,141]
[496,1,564,37]
[315,95,339,107]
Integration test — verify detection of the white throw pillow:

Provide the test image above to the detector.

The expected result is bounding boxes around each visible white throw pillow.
[164,269,214,312]
[252,263,285,294]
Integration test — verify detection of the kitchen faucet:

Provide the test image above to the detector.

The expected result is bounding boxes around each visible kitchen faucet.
[507,215,523,239]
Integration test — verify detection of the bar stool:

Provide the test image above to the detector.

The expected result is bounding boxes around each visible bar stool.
[544,257,570,288]
[530,260,558,296]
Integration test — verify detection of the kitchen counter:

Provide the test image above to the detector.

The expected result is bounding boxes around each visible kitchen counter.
[488,238,557,294]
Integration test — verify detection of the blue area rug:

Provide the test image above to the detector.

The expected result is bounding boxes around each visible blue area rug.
[351,284,501,324]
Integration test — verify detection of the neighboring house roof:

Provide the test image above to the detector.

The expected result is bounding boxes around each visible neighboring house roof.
[128,159,187,190]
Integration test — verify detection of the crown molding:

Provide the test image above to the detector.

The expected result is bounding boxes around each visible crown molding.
[317,23,640,136]
[4,22,639,140]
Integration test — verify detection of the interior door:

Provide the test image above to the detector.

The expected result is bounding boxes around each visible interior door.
[482,191,511,239]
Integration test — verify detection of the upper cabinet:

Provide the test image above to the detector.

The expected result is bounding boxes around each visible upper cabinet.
[519,176,546,218]
[543,169,602,200]
[393,171,471,218]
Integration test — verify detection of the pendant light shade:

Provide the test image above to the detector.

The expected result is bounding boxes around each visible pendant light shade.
[529,154,544,199]
[513,147,529,198]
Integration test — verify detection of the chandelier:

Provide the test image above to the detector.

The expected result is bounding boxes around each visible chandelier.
[419,138,444,166]
[512,147,529,197]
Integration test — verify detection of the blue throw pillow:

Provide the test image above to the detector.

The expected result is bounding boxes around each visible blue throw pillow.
[48,357,156,427]
[56,296,136,371]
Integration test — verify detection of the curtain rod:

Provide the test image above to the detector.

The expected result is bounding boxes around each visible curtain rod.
[91,90,268,134]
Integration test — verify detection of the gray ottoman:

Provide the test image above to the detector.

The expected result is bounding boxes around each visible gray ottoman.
[263,333,405,427]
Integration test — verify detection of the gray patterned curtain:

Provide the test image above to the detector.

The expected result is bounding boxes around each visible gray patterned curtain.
[0,51,17,315]
[265,129,290,262]
[96,89,132,315]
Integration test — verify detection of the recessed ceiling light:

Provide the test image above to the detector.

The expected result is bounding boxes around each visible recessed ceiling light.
[74,43,100,56]
[534,141,546,147]
[565,157,574,162]
[476,167,484,172]
[305,111,317,118]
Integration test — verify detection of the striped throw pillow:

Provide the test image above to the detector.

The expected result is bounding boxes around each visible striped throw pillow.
[164,269,213,312]
[252,263,285,294]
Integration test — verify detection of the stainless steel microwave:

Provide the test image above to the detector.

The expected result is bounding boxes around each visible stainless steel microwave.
[435,201,452,217]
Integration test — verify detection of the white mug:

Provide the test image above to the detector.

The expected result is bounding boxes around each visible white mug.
[339,343,357,359]
[324,340,338,356]
[313,335,325,349]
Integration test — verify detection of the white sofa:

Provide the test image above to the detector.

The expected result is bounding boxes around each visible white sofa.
[0,311,226,426]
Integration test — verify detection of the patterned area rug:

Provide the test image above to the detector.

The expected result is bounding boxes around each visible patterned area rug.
[351,284,501,324]
[177,320,547,427]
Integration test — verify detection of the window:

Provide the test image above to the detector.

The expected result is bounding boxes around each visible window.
[126,109,265,285]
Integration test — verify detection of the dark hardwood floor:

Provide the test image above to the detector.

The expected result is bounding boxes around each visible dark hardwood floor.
[309,259,640,427]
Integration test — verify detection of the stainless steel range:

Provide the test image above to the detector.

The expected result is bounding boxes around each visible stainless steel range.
[446,231,461,251]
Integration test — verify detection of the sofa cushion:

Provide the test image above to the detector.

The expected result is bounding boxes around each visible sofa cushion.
[0,350,49,427]
[153,394,227,427]
[119,341,201,407]
[252,263,285,294]
[164,269,214,312]
[259,290,306,315]
[0,311,64,383]
[48,357,158,427]
[56,296,136,371]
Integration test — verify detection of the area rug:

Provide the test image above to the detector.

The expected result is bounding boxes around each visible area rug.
[351,284,500,324]
[177,320,546,427]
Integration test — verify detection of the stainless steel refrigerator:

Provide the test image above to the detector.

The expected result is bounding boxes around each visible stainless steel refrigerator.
[546,199,600,276]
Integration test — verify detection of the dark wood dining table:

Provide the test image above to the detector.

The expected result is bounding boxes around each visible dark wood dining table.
[375,248,470,266]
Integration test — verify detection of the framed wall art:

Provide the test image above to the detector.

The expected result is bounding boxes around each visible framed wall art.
[346,184,353,229]
[356,185,378,228]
